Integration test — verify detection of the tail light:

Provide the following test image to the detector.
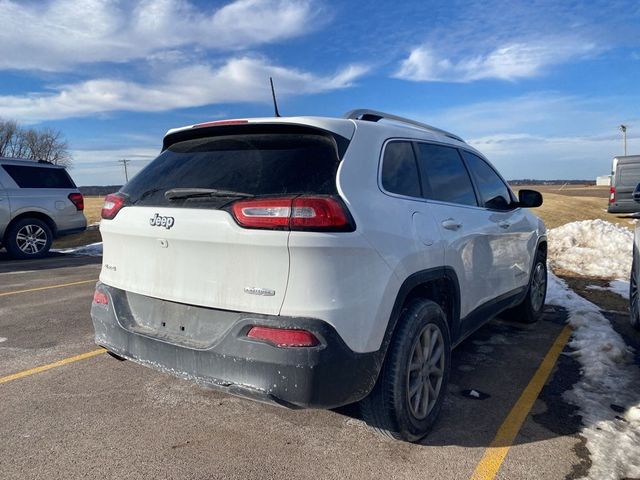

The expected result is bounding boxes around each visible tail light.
[247,326,319,347]
[101,193,128,220]
[610,186,616,203]
[68,193,84,211]
[231,196,353,231]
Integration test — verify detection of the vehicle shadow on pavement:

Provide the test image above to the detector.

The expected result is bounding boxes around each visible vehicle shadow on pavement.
[332,307,586,449]
[0,251,101,273]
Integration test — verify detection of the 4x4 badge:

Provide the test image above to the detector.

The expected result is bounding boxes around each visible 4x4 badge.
[149,213,175,229]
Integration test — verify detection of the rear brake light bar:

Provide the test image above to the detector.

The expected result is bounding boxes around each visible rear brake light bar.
[101,193,128,220]
[192,119,249,128]
[231,196,354,231]
[609,186,616,203]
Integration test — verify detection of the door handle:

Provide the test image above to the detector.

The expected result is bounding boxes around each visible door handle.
[498,221,511,229]
[441,218,462,230]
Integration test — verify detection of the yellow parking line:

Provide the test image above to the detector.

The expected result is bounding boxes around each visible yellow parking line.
[470,324,573,480]
[0,348,106,385]
[0,279,97,297]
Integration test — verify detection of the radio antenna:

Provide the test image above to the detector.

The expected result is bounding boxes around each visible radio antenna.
[269,77,281,117]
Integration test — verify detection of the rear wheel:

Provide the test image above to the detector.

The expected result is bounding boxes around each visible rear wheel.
[630,251,640,331]
[5,218,53,259]
[360,299,451,442]
[504,249,547,324]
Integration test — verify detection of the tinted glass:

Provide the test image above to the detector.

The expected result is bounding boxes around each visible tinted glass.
[122,132,342,208]
[381,141,421,198]
[415,143,477,206]
[2,164,75,189]
[461,151,514,210]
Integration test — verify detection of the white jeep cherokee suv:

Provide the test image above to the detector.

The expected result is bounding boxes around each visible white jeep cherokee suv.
[91,110,546,442]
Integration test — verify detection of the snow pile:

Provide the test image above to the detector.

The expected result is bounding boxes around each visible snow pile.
[608,280,631,300]
[547,273,640,479]
[586,280,630,300]
[548,220,633,279]
[53,242,103,257]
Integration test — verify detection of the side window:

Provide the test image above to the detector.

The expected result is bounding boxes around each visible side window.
[461,151,514,210]
[1,165,75,189]
[414,143,477,206]
[381,141,421,198]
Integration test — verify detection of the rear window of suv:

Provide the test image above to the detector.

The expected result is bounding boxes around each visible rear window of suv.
[2,164,75,189]
[122,127,346,208]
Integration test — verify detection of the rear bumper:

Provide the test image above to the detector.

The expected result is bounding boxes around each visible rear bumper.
[91,282,381,409]
[608,202,640,214]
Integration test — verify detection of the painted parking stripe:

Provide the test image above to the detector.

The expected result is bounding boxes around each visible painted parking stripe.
[0,278,97,297]
[0,348,106,385]
[470,324,573,480]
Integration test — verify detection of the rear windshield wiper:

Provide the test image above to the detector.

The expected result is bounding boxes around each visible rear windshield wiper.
[164,188,254,200]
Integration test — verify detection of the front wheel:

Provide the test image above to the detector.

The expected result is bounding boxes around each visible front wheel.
[629,251,640,331]
[5,218,53,259]
[360,299,451,442]
[504,249,547,324]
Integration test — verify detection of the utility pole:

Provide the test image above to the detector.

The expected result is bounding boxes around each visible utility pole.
[118,158,130,183]
[619,125,628,156]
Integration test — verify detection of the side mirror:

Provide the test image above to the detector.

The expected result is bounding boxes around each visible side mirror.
[518,189,543,208]
[634,183,640,203]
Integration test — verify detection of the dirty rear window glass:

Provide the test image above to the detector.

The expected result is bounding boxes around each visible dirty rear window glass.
[2,164,75,189]
[122,132,343,208]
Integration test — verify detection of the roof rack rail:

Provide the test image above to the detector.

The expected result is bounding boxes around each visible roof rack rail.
[343,109,465,143]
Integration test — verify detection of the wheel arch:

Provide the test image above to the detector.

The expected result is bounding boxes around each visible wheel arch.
[3,211,57,244]
[377,268,461,363]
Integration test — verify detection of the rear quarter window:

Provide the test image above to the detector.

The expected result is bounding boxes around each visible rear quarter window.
[380,141,421,198]
[2,164,75,189]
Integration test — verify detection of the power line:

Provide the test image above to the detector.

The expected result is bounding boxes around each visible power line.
[118,158,130,183]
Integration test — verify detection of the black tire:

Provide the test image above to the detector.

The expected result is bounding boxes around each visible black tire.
[360,299,451,442]
[629,250,640,331]
[4,218,53,259]
[504,248,547,324]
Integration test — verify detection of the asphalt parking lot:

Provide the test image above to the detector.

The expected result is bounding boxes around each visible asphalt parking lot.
[0,253,617,479]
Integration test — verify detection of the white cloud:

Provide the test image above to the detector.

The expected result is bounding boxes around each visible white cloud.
[404,93,639,179]
[395,38,597,82]
[0,0,322,70]
[0,57,369,122]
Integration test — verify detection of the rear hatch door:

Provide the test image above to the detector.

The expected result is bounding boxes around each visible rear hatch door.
[99,124,349,315]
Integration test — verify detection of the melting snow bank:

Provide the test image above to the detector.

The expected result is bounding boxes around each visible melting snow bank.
[548,220,633,279]
[53,242,103,257]
[547,272,640,479]
[586,280,630,300]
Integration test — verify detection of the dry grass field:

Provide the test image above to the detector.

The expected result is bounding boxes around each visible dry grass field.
[513,184,636,231]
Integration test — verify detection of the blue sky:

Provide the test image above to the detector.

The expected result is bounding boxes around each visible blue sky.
[0,0,638,185]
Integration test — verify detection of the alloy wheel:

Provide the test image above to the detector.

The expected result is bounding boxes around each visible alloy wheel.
[530,262,547,312]
[16,224,48,255]
[406,323,445,420]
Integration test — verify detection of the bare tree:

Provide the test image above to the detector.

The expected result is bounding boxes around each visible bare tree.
[0,118,72,167]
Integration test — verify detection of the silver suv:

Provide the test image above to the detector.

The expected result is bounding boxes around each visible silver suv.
[0,157,86,259]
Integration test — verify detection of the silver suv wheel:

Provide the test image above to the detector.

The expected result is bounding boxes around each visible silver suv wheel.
[16,224,48,255]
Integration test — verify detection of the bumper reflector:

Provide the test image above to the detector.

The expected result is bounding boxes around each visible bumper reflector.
[247,326,319,348]
[92,290,109,305]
